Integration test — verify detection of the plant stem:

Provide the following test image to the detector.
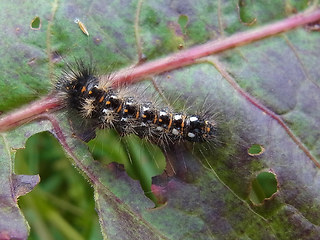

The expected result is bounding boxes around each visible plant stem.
[110,8,320,85]
[0,95,61,132]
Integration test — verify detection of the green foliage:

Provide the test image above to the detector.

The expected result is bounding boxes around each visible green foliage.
[15,132,101,240]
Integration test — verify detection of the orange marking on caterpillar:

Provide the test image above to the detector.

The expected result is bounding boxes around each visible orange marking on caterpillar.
[167,113,173,129]
[180,115,186,133]
[99,96,104,102]
[116,105,122,113]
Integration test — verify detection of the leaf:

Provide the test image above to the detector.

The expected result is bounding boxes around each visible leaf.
[1,0,320,240]
[0,122,45,240]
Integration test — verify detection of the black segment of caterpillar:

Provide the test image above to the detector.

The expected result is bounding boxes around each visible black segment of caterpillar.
[55,61,216,147]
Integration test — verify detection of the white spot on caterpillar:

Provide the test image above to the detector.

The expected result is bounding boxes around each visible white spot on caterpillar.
[172,128,179,135]
[188,132,195,138]
[190,116,198,122]
[174,114,182,120]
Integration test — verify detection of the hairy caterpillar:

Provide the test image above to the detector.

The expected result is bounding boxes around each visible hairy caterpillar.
[55,61,217,148]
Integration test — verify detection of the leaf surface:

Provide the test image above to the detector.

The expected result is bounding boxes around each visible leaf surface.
[0,0,320,239]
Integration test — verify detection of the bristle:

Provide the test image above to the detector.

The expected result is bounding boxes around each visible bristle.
[81,98,95,118]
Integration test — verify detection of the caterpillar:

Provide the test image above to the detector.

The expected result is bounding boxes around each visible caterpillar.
[55,61,217,148]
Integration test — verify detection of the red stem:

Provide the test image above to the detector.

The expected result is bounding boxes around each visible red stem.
[0,8,320,132]
[0,95,61,132]
[111,8,320,85]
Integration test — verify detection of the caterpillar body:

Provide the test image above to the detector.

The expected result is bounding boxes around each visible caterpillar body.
[55,61,216,147]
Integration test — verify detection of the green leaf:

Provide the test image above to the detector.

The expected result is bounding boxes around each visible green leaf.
[1,0,320,239]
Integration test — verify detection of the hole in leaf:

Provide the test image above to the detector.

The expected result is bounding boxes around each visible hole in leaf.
[248,144,264,156]
[178,14,188,35]
[15,132,101,238]
[238,0,256,26]
[88,130,166,207]
[249,171,278,205]
[30,16,41,30]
